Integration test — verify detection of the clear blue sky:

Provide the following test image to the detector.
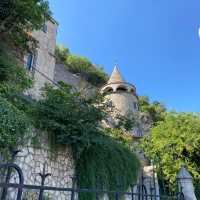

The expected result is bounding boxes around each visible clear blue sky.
[49,0,200,112]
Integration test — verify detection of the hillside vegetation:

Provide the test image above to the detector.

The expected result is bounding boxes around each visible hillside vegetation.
[55,44,108,87]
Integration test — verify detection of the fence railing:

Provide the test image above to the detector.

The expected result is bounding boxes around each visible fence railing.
[0,162,184,200]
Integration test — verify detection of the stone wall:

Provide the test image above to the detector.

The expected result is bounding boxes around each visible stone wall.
[54,64,88,89]
[54,63,97,97]
[8,145,74,200]
[105,92,138,116]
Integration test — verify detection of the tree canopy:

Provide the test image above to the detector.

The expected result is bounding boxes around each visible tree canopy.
[139,96,166,125]
[142,112,200,189]
[0,0,51,49]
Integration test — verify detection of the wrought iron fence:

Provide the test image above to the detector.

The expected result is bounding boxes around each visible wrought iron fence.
[0,161,185,200]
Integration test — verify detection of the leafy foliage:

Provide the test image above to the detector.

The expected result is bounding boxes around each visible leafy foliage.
[141,112,200,191]
[0,43,33,155]
[0,0,51,49]
[30,83,140,200]
[0,47,32,96]
[55,44,70,63]
[55,44,108,86]
[0,96,30,154]
[30,83,106,155]
[139,96,166,124]
[76,140,139,200]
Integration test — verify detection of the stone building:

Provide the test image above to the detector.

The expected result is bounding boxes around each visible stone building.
[24,18,58,99]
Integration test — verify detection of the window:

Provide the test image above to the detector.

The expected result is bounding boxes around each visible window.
[133,102,138,111]
[105,87,113,93]
[42,23,47,33]
[116,86,127,92]
[26,53,34,71]
[130,88,135,93]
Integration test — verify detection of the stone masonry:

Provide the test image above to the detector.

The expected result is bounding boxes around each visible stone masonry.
[26,18,58,99]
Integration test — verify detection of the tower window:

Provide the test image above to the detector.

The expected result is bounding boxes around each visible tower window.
[116,86,127,92]
[105,87,114,93]
[42,23,47,33]
[130,88,135,93]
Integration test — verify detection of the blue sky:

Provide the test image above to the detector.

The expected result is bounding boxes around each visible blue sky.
[49,0,200,112]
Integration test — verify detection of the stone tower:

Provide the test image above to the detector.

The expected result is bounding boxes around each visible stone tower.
[101,66,138,115]
[101,66,143,137]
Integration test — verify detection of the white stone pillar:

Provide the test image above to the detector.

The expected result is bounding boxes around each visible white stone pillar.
[177,166,197,200]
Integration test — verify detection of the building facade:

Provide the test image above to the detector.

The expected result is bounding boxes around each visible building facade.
[24,18,58,99]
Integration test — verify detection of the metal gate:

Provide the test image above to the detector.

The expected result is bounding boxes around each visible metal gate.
[0,160,184,200]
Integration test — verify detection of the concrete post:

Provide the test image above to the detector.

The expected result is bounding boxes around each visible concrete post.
[177,166,197,200]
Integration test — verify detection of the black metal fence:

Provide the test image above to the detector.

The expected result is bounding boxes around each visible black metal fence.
[0,161,185,200]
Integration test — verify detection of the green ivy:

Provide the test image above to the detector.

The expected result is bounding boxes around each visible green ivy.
[76,140,140,200]
[0,46,33,96]
[0,97,30,155]
[0,44,33,157]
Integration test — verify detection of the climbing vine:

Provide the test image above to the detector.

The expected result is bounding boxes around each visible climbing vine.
[0,97,31,156]
[0,43,33,157]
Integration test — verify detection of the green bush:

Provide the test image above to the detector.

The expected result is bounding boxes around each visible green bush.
[142,112,200,191]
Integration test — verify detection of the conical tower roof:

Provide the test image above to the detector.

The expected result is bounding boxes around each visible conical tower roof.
[108,66,125,84]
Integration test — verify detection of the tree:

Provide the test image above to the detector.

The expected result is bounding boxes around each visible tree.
[141,112,200,189]
[139,96,166,124]
[0,0,51,49]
